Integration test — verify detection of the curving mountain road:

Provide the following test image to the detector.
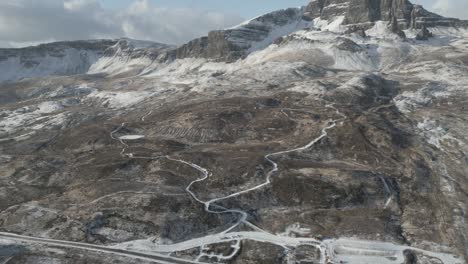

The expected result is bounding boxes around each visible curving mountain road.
[108,102,463,263]
[0,232,204,264]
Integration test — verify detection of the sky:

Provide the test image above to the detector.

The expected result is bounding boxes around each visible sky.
[0,0,467,48]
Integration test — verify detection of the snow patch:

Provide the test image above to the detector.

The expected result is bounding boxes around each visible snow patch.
[247,19,313,53]
[48,84,97,99]
[37,101,64,114]
[417,119,447,149]
[366,21,399,39]
[87,91,151,109]
[119,135,145,140]
[416,119,463,150]
[0,101,67,137]
[227,7,313,54]
[312,16,345,32]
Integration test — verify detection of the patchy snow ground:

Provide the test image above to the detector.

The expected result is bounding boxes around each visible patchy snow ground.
[417,119,450,149]
[86,91,152,109]
[0,101,67,139]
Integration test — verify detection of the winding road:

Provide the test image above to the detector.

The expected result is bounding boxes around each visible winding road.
[108,102,461,263]
[1,101,461,264]
[0,232,203,264]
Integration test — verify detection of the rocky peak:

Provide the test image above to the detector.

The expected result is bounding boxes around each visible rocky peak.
[305,0,468,30]
[102,38,173,61]
[172,0,468,63]
[175,8,306,62]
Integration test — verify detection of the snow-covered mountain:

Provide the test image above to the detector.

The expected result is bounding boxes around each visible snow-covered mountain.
[1,0,467,82]
[0,38,172,82]
[2,0,468,83]
[0,1,467,263]
[0,40,115,83]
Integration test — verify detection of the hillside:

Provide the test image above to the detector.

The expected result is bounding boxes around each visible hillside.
[0,0,467,263]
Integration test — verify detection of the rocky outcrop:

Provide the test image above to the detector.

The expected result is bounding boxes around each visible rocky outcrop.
[172,0,468,63]
[175,31,245,62]
[415,25,433,40]
[174,8,307,62]
[102,38,173,61]
[304,0,350,20]
[305,0,468,30]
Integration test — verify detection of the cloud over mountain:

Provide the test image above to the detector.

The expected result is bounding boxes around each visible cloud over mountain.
[0,0,243,47]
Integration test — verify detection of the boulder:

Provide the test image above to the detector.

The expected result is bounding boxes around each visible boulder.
[415,25,433,40]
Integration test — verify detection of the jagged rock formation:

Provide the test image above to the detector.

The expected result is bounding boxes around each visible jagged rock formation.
[305,0,468,29]
[415,25,433,40]
[172,0,468,62]
[175,8,307,62]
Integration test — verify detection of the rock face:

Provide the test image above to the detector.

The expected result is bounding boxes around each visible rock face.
[305,0,468,29]
[102,38,173,61]
[176,8,307,62]
[174,0,468,62]
[175,31,245,62]
[415,25,433,40]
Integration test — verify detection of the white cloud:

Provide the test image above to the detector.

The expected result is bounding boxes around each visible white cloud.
[115,0,243,45]
[0,0,244,47]
[63,0,100,11]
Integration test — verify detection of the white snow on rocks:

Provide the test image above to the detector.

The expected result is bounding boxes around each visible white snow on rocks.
[417,119,449,149]
[0,101,67,139]
[0,48,101,83]
[48,84,97,99]
[36,101,64,114]
[416,118,465,150]
[88,39,171,76]
[86,91,152,109]
[88,56,153,76]
[227,7,313,54]
[312,16,346,32]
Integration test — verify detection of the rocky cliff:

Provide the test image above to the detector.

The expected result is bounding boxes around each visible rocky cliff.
[175,0,468,62]
[304,0,468,29]
[175,8,308,62]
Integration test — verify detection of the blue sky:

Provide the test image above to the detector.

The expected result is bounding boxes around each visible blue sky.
[98,0,308,18]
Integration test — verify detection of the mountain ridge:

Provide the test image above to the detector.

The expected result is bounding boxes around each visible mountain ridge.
[1,0,468,83]
[0,1,467,263]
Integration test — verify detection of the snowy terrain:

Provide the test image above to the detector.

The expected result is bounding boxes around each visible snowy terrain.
[0,1,467,263]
